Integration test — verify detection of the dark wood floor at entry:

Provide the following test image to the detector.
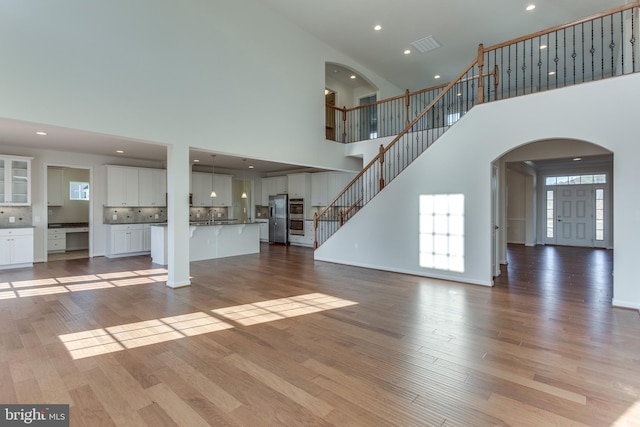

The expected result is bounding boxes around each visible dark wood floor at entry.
[0,243,638,426]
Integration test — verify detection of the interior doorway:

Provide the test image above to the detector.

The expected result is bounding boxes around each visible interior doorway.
[46,165,92,261]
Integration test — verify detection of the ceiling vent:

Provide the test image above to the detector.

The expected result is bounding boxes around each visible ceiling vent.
[410,35,442,53]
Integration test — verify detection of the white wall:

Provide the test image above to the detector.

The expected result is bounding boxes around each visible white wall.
[317,73,640,309]
[0,0,400,172]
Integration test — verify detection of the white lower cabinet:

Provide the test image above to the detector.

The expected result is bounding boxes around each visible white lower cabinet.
[105,224,146,258]
[0,228,34,268]
[47,229,67,253]
[144,224,152,251]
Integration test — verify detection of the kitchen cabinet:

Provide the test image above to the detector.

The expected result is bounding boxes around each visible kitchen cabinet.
[144,224,153,251]
[192,172,232,207]
[0,155,32,206]
[106,166,139,206]
[261,176,288,205]
[105,224,146,257]
[287,173,311,198]
[47,228,66,253]
[213,174,232,207]
[311,172,356,207]
[138,168,167,207]
[0,228,33,268]
[47,168,64,206]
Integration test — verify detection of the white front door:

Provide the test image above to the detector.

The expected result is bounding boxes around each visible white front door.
[555,185,593,247]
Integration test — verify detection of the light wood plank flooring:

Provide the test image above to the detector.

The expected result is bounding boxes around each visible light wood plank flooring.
[0,243,638,426]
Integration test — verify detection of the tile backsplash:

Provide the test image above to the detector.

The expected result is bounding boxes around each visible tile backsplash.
[103,207,167,224]
[0,206,32,228]
[189,207,229,221]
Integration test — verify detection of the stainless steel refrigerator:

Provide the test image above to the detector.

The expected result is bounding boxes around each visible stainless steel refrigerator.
[269,194,288,244]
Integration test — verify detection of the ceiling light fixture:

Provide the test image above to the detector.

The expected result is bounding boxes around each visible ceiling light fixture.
[540,44,548,50]
[573,157,582,161]
[548,71,556,75]
[434,75,441,79]
[248,165,254,169]
[193,159,200,163]
[36,131,47,136]
[210,155,217,198]
[526,4,536,11]
[350,75,356,79]
[116,150,124,154]
[404,49,411,55]
[374,25,382,31]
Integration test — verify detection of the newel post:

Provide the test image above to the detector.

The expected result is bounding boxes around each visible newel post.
[378,144,385,191]
[404,89,411,126]
[477,43,485,104]
[313,212,318,249]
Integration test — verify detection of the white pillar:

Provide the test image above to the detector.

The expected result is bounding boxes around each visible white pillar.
[166,144,191,288]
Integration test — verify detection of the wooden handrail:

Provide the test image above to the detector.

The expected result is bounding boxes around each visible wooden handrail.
[485,1,640,52]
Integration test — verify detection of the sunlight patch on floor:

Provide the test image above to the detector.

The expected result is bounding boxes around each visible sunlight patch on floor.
[58,293,357,359]
[0,268,169,300]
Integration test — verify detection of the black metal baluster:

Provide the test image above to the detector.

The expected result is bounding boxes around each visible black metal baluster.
[581,23,585,83]
[610,14,615,76]
[632,7,637,73]
[620,11,624,75]
[571,26,576,85]
[563,28,567,87]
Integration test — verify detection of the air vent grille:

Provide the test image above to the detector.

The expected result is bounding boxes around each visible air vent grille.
[410,35,442,53]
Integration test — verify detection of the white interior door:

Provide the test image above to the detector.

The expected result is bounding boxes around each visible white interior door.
[555,185,593,247]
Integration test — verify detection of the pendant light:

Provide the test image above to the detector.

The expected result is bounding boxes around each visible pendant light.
[210,155,217,198]
[241,158,248,199]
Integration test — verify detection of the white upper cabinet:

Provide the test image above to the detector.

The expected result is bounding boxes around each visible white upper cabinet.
[106,166,139,206]
[0,155,32,206]
[107,165,167,207]
[261,176,289,205]
[47,167,64,206]
[138,168,167,207]
[310,172,356,207]
[192,172,232,207]
[287,173,311,198]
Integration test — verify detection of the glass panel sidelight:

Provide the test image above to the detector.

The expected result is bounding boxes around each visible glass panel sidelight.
[546,190,554,238]
[595,188,604,241]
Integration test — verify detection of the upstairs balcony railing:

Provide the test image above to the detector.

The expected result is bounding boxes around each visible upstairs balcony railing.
[316,2,640,248]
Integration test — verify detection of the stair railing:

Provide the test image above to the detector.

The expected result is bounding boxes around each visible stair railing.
[315,56,498,247]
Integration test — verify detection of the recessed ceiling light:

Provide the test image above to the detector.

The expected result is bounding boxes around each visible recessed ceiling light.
[573,157,582,161]
[350,75,356,79]
[526,4,536,11]
[434,75,441,79]
[248,165,254,169]
[540,44,548,50]
[404,49,411,55]
[36,131,47,136]
[374,25,382,31]
[548,71,556,75]
[193,159,200,163]
[116,150,124,154]
[456,93,462,97]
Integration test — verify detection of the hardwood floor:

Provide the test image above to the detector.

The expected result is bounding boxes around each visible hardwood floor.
[1,243,638,426]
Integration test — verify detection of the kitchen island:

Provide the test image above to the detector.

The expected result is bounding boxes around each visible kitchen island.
[151,222,260,265]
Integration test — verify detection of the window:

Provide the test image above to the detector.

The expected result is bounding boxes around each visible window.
[419,194,464,272]
[70,181,90,200]
[595,188,604,241]
[545,174,606,186]
[546,190,554,238]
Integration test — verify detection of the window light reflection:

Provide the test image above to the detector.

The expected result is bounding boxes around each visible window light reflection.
[0,268,169,300]
[59,293,357,359]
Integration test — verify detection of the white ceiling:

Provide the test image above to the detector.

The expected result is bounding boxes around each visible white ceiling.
[265,0,627,91]
[0,0,625,172]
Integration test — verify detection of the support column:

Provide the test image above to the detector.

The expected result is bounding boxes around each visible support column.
[166,144,191,288]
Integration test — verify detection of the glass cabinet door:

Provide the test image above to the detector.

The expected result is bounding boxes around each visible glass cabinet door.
[0,159,5,202]
[9,159,29,204]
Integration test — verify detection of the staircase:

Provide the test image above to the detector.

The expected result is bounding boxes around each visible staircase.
[315,1,640,248]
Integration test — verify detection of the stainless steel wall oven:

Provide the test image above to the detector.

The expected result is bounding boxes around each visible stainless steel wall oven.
[289,198,304,235]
